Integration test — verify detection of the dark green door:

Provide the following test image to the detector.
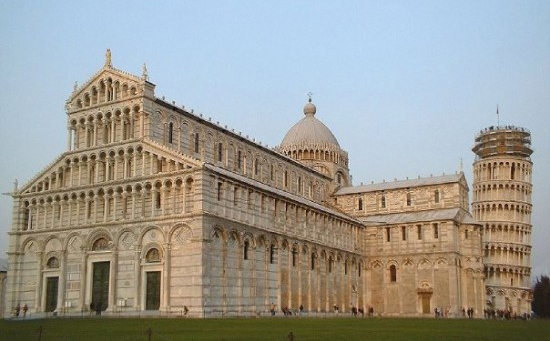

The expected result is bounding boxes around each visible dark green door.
[146,271,161,310]
[45,277,58,312]
[92,262,110,311]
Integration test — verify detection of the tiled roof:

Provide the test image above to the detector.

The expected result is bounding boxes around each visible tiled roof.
[360,208,480,225]
[204,163,362,225]
[335,173,464,195]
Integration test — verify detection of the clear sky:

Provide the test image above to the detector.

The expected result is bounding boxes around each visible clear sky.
[0,1,548,278]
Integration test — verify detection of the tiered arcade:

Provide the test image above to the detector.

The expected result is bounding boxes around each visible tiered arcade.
[472,126,533,314]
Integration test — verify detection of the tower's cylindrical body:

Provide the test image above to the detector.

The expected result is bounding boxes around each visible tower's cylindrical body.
[472,126,533,315]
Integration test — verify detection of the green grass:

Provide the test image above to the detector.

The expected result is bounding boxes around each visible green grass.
[1,317,549,341]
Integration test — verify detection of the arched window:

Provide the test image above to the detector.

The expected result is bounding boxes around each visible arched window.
[311,253,316,270]
[434,190,440,203]
[358,198,363,211]
[254,159,259,176]
[389,265,397,282]
[511,163,515,180]
[92,237,109,251]
[328,257,333,273]
[47,257,60,268]
[243,240,250,260]
[145,248,161,262]
[168,122,173,144]
[358,262,362,277]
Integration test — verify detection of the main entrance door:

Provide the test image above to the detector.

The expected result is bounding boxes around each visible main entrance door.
[145,271,161,310]
[45,277,59,312]
[91,261,110,311]
[421,294,431,314]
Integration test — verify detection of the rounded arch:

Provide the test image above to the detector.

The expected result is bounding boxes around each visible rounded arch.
[87,228,113,251]
[43,235,63,253]
[138,225,165,246]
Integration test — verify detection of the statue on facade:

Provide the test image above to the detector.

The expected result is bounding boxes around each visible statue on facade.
[105,49,112,67]
[142,63,149,81]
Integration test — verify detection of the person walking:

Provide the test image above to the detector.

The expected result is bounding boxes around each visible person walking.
[23,304,28,318]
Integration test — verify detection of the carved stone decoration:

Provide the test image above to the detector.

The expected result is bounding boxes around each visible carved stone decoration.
[68,236,82,253]
[47,256,60,269]
[119,231,136,250]
[173,227,192,245]
[92,237,109,251]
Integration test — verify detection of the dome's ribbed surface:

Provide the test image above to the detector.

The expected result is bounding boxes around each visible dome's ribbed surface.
[280,110,340,147]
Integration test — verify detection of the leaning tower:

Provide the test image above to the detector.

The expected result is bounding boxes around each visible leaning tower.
[472,126,533,314]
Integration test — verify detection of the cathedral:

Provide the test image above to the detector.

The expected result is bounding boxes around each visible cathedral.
[3,52,533,318]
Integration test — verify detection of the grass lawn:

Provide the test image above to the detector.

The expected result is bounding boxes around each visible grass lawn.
[1,317,549,341]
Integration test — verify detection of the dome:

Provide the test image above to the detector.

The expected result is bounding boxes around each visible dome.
[280,101,340,148]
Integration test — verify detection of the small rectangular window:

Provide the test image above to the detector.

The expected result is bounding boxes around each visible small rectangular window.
[386,227,391,242]
[237,151,242,169]
[233,187,238,206]
[270,164,274,180]
[218,143,223,162]
[417,225,422,240]
[155,192,161,209]
[402,226,406,241]
[168,122,173,144]
[217,182,222,201]
[434,190,440,203]
[433,223,439,239]
[270,245,276,264]
[194,133,200,153]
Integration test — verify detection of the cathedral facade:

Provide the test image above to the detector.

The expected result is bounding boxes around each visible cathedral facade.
[3,53,532,318]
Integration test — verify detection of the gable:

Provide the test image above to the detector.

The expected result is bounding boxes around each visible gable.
[66,66,145,112]
[18,153,69,194]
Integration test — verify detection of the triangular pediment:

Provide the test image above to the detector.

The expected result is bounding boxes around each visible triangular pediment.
[18,139,203,196]
[66,65,147,112]
[18,153,69,195]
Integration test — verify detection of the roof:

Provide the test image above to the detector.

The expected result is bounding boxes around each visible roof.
[204,163,362,225]
[280,102,340,148]
[335,173,464,195]
[360,208,480,225]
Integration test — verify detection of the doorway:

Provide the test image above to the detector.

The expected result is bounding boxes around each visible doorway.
[45,277,59,312]
[145,271,161,310]
[91,261,110,311]
[420,294,431,314]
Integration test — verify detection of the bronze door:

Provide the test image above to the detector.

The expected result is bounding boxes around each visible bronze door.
[45,277,59,312]
[421,294,431,314]
[145,271,161,310]
[92,261,110,311]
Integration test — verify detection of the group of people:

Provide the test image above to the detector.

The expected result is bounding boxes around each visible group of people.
[273,304,375,317]
[461,307,475,318]
[433,307,451,318]
[484,308,531,320]
[14,303,28,318]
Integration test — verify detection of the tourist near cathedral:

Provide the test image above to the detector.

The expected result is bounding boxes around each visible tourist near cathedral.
[3,51,533,318]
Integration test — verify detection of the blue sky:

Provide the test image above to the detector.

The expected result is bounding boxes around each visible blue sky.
[0,0,549,277]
